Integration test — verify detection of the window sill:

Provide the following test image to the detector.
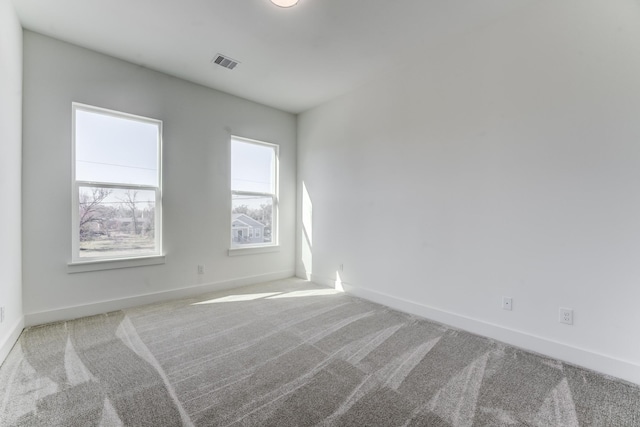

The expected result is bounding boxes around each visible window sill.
[228,246,280,257]
[67,255,166,274]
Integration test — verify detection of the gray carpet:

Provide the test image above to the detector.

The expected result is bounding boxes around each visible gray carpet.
[1,278,639,426]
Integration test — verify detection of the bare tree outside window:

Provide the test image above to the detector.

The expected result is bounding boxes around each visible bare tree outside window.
[78,187,156,257]
[120,190,140,235]
[79,188,112,240]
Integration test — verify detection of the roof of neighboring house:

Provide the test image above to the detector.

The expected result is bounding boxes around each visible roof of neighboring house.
[231,213,265,228]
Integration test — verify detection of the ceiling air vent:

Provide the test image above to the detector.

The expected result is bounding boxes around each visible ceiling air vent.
[212,54,239,70]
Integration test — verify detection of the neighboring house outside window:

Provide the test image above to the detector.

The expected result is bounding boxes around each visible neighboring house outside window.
[232,213,266,244]
[230,136,278,248]
[72,103,162,262]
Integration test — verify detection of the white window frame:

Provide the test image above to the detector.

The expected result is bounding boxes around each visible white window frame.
[70,103,163,265]
[230,136,279,251]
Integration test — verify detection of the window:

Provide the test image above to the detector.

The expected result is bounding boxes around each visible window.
[231,136,278,249]
[72,103,162,261]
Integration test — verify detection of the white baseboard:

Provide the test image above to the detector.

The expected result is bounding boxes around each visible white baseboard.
[0,316,25,366]
[310,274,640,386]
[25,270,295,327]
[308,274,336,288]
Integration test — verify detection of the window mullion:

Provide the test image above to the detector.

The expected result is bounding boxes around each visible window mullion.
[77,181,158,191]
[231,190,276,198]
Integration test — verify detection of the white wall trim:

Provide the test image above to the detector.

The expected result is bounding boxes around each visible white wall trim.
[307,274,335,288]
[0,316,25,366]
[310,274,640,386]
[228,246,280,257]
[67,255,166,273]
[25,270,295,327]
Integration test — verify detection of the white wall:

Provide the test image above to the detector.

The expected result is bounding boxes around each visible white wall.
[22,32,297,324]
[0,0,23,363]
[298,0,640,384]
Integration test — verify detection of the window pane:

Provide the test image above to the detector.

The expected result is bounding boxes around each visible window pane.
[231,195,273,246]
[78,186,157,258]
[231,139,275,193]
[76,109,159,186]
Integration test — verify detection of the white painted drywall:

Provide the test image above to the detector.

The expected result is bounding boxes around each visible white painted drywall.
[0,0,24,363]
[22,32,296,321]
[297,0,640,383]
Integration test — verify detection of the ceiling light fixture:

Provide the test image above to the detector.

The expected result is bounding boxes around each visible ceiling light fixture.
[270,0,298,8]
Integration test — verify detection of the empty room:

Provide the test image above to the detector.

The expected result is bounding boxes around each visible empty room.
[2,0,640,425]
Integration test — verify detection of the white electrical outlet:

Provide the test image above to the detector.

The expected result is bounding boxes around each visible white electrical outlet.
[502,296,513,311]
[197,265,205,275]
[559,307,573,325]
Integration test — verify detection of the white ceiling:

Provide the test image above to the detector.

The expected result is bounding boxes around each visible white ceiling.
[12,0,535,114]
